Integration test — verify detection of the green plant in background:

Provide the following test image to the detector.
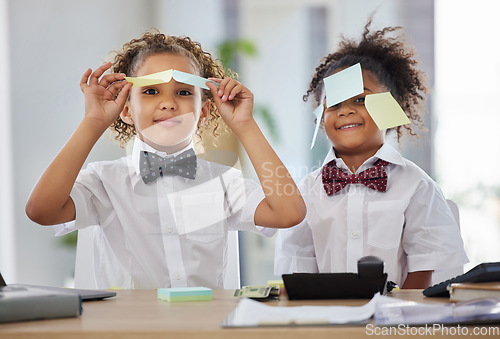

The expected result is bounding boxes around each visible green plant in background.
[216,39,279,141]
[217,39,257,67]
[60,231,78,247]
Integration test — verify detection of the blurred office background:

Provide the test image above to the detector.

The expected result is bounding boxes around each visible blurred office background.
[1,0,499,287]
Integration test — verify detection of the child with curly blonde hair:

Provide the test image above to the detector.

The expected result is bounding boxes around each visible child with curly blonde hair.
[275,20,466,289]
[26,31,305,289]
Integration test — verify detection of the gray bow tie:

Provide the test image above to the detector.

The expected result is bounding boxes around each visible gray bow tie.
[139,149,197,183]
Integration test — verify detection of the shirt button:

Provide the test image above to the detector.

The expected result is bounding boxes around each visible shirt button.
[352,232,359,239]
[167,227,173,233]
[176,273,182,280]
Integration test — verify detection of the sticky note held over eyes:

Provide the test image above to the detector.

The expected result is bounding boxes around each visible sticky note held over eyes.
[125,69,218,90]
[323,63,364,108]
[365,92,410,130]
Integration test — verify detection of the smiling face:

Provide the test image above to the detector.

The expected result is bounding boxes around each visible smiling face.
[322,68,386,161]
[121,52,209,153]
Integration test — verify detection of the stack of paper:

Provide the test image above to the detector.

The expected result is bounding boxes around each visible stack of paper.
[222,293,500,327]
[222,294,379,327]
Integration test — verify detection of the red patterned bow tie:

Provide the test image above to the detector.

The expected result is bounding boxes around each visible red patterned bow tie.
[322,159,389,195]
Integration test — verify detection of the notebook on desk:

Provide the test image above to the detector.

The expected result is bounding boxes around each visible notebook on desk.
[423,262,500,298]
[0,271,116,301]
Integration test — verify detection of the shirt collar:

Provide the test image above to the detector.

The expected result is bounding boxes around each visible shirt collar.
[320,143,406,175]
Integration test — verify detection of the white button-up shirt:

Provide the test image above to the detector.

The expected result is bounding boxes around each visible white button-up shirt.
[54,137,273,289]
[275,143,467,285]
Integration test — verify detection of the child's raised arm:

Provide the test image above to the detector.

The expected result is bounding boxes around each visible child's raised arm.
[207,79,306,228]
[26,62,131,225]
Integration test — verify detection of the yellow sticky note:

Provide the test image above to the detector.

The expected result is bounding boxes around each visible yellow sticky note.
[139,69,173,80]
[267,280,284,289]
[364,92,410,130]
[124,77,165,87]
[125,70,173,87]
[125,69,217,90]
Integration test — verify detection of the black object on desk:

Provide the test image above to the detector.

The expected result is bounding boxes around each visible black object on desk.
[423,262,500,297]
[282,256,388,300]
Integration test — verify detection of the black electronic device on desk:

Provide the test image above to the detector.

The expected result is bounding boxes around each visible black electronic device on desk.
[282,256,388,300]
[423,262,500,297]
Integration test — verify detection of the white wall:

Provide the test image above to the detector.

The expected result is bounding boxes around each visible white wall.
[155,0,224,51]
[435,0,500,269]
[0,0,15,280]
[7,0,154,285]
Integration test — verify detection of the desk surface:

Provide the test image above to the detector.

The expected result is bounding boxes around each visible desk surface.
[1,289,499,339]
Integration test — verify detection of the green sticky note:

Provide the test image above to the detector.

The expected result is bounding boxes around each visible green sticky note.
[323,63,364,108]
[310,105,324,149]
[364,92,410,130]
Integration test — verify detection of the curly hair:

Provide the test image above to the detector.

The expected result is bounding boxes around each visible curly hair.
[304,18,428,142]
[108,30,228,147]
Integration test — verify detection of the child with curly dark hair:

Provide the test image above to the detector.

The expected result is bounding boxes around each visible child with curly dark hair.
[275,20,466,289]
[26,31,305,289]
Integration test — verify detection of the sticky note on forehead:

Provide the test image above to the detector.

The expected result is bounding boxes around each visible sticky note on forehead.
[365,92,410,130]
[323,63,364,108]
[125,69,218,90]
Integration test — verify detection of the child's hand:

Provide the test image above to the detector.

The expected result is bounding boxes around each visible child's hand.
[80,62,131,128]
[206,78,254,131]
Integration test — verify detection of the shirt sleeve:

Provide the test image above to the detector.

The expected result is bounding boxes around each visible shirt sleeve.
[274,176,320,275]
[403,178,468,273]
[65,163,113,231]
[52,163,109,235]
[274,214,319,275]
[222,169,275,237]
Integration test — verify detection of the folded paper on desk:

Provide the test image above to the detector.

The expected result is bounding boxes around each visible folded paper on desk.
[223,293,500,327]
[222,294,380,327]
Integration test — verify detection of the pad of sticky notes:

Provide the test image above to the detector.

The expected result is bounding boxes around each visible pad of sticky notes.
[267,280,284,289]
[157,287,213,302]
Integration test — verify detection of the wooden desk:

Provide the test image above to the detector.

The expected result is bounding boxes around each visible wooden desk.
[1,289,499,338]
